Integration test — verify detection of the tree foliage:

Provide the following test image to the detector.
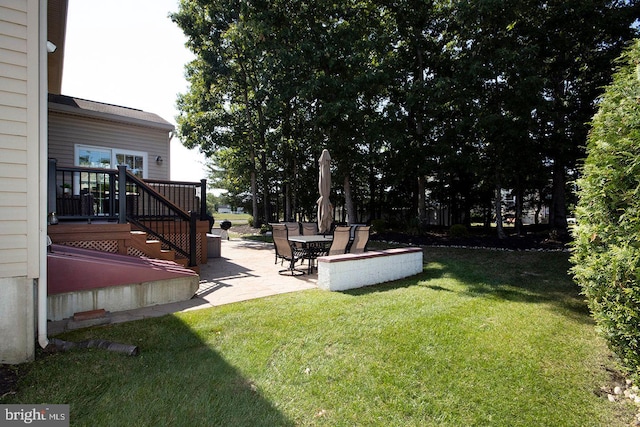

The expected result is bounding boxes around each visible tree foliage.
[171,0,639,230]
[571,40,640,379]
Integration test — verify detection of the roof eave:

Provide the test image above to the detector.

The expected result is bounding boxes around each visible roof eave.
[48,101,175,132]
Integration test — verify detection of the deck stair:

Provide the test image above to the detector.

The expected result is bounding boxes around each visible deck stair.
[128,230,190,268]
[129,231,174,260]
[47,222,205,274]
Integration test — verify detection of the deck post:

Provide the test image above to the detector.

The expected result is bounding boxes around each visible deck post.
[48,158,57,215]
[199,179,207,220]
[189,211,197,266]
[118,165,127,224]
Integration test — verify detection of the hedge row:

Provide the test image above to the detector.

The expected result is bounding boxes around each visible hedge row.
[571,40,640,379]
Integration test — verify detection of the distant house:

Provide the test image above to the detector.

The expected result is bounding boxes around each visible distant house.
[218,205,232,214]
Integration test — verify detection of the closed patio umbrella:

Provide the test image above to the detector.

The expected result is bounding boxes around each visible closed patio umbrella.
[317,149,333,234]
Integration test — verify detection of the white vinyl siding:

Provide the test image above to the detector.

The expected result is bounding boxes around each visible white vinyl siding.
[0,0,37,279]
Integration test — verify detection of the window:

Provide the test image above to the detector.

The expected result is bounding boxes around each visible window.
[75,145,148,178]
[74,145,149,215]
[115,151,146,178]
[77,146,111,169]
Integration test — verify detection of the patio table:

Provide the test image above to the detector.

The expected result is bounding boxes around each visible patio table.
[288,235,333,274]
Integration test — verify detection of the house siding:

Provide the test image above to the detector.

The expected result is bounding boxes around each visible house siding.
[48,109,171,180]
[1,0,30,278]
[0,0,30,273]
[0,0,41,363]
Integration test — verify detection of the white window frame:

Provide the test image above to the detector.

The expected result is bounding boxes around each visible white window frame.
[113,148,148,179]
[74,144,148,179]
[75,144,112,169]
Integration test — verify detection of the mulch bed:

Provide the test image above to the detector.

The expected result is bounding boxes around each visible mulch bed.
[371,230,570,251]
[232,223,570,252]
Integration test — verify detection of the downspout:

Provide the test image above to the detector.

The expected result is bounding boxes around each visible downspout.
[38,0,49,350]
[167,130,174,178]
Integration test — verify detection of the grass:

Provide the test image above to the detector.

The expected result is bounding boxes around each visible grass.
[212,212,251,225]
[3,248,635,426]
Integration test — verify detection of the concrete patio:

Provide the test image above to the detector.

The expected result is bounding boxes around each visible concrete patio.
[48,238,317,335]
[194,238,319,306]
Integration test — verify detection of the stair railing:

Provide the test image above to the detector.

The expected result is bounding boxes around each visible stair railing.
[49,159,207,267]
[119,166,198,267]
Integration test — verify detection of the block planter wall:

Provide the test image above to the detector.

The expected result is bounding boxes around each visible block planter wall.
[317,247,423,291]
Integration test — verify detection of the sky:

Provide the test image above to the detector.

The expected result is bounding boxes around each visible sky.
[62,0,208,183]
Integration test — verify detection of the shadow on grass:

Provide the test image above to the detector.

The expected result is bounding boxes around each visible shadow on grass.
[342,247,592,324]
[7,316,294,426]
[424,284,455,293]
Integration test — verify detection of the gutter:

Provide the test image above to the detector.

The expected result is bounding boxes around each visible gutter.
[38,0,49,350]
[37,278,48,349]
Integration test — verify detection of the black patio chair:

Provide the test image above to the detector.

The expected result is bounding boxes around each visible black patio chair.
[272,224,305,276]
[271,224,287,265]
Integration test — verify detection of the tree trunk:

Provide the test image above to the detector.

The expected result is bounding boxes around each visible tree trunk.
[261,151,269,224]
[242,75,260,226]
[291,157,298,221]
[534,188,542,225]
[417,175,426,221]
[550,159,568,232]
[250,152,259,226]
[369,155,377,221]
[344,174,356,225]
[463,194,472,228]
[284,182,291,221]
[515,186,523,236]
[495,183,507,239]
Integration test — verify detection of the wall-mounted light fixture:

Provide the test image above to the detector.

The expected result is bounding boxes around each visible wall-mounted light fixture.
[48,212,59,225]
[47,41,57,53]
[155,156,163,165]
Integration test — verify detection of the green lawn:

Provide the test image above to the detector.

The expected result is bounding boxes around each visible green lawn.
[3,248,635,426]
[212,212,251,225]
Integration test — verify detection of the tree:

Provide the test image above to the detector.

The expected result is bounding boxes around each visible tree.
[171,0,638,231]
[530,0,640,233]
[171,1,272,225]
[299,0,391,224]
[437,0,638,236]
[571,40,640,379]
[440,0,545,237]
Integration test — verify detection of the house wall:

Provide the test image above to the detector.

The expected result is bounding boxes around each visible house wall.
[0,0,44,363]
[48,110,171,180]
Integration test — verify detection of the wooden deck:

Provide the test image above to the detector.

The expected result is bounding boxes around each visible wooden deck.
[47,221,210,266]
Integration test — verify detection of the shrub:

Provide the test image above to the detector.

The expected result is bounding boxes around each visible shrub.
[247,216,255,227]
[405,217,422,235]
[371,219,386,233]
[449,224,469,238]
[571,40,640,380]
[260,223,271,234]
